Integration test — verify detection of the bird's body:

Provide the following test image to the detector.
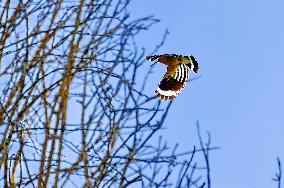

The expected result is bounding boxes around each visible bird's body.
[145,54,199,101]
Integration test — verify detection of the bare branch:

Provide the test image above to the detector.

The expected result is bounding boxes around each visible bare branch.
[0,1,211,187]
[273,157,282,188]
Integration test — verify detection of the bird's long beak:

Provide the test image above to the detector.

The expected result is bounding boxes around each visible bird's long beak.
[150,62,157,67]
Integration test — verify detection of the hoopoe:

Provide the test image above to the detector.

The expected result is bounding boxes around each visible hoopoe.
[145,54,199,101]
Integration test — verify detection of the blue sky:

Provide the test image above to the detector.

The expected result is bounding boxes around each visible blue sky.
[131,0,284,187]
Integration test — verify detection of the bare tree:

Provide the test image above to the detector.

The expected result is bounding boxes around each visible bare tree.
[0,0,217,187]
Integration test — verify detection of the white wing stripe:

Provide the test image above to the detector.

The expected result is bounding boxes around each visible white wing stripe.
[180,65,184,82]
[186,65,190,81]
[182,64,187,82]
[173,64,189,82]
[190,62,195,72]
[177,65,182,81]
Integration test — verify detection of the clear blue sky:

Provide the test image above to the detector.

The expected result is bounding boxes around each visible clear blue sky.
[131,0,284,187]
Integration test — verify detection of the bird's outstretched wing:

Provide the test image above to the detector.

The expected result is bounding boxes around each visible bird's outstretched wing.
[156,63,190,101]
[146,54,199,101]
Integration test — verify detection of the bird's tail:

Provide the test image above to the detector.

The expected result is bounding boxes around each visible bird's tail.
[155,77,186,101]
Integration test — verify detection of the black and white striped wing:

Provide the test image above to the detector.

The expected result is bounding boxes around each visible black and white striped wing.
[155,64,190,101]
[172,63,190,83]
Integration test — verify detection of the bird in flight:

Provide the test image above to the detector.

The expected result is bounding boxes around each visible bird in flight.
[145,54,199,101]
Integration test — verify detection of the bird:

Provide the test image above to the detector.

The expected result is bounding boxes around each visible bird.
[145,54,199,101]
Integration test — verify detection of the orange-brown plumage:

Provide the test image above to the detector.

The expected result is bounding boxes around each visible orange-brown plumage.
[146,54,199,101]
